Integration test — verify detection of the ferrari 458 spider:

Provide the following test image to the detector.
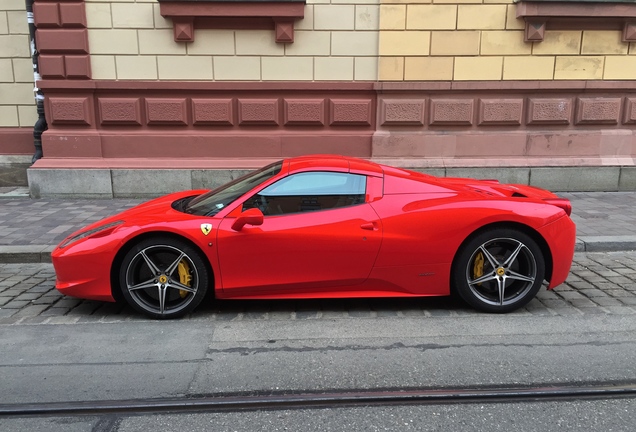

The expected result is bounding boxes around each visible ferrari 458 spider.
[52,155,576,319]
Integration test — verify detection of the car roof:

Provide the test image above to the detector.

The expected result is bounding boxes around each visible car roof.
[286,155,384,176]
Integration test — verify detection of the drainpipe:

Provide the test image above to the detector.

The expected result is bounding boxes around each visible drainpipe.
[25,0,46,163]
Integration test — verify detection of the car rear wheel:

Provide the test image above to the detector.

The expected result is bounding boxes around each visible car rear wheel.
[452,229,545,313]
[119,237,209,319]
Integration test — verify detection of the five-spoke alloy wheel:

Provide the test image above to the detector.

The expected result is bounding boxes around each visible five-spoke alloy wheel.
[452,229,545,313]
[119,237,209,319]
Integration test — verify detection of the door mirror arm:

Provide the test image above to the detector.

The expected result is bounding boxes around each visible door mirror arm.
[231,208,264,231]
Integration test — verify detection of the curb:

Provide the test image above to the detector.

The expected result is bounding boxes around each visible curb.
[576,236,636,252]
[0,238,634,264]
[0,245,54,263]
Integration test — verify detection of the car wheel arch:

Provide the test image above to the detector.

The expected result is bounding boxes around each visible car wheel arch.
[450,221,553,292]
[109,231,215,303]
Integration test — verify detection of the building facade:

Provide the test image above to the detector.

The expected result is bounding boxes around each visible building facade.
[1,0,636,196]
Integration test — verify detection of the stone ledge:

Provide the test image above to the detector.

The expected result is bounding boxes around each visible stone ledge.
[26,164,636,198]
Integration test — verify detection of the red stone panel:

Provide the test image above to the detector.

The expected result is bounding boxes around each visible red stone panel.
[429,99,474,126]
[329,99,372,126]
[527,98,572,125]
[146,98,189,125]
[575,97,621,125]
[36,28,89,54]
[59,2,87,28]
[33,2,61,28]
[238,99,280,126]
[380,99,426,126]
[99,98,142,126]
[39,55,66,79]
[48,96,91,125]
[192,98,234,125]
[623,98,636,124]
[64,55,91,79]
[284,99,325,126]
[478,99,523,126]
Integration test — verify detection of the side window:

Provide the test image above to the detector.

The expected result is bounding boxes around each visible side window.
[243,172,366,215]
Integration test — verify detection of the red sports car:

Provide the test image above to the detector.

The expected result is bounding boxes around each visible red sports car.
[52,155,576,319]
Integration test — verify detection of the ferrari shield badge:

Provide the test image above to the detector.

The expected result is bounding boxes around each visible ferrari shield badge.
[200,223,212,236]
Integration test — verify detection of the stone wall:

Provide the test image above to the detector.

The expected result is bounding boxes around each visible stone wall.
[85,0,380,81]
[0,0,37,151]
[378,0,636,81]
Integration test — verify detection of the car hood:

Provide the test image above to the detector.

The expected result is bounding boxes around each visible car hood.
[68,190,208,235]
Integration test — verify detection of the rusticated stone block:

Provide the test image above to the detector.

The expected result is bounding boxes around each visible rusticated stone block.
[275,20,294,43]
[575,97,621,125]
[478,99,523,126]
[525,20,546,42]
[173,19,194,42]
[39,55,66,79]
[48,97,91,125]
[146,98,188,126]
[65,55,91,79]
[36,29,89,54]
[33,2,60,28]
[192,99,234,126]
[284,99,325,126]
[623,98,636,124]
[527,98,572,125]
[430,99,473,126]
[329,99,372,126]
[59,2,87,28]
[380,99,426,126]
[99,98,142,126]
[238,99,280,126]
[623,22,636,42]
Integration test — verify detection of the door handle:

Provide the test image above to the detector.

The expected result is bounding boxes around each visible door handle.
[360,222,376,230]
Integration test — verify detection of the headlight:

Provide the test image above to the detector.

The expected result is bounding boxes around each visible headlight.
[58,220,125,249]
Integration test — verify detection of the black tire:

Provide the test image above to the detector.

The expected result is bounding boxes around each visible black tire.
[119,237,209,319]
[452,228,545,313]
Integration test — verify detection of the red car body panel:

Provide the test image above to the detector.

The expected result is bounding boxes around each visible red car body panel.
[51,156,576,304]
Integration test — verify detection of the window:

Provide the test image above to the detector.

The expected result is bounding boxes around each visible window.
[243,172,366,215]
[185,161,283,216]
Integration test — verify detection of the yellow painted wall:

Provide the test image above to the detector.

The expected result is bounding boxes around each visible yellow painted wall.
[0,0,36,128]
[378,0,636,81]
[86,0,380,81]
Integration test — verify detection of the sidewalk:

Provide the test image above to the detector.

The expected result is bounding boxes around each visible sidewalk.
[0,188,635,263]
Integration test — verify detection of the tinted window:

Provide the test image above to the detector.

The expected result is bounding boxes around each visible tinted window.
[185,161,283,216]
[243,172,366,215]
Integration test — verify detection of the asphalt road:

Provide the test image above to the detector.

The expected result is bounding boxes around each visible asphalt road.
[1,251,636,431]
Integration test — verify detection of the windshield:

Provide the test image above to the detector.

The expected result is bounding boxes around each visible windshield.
[185,161,283,216]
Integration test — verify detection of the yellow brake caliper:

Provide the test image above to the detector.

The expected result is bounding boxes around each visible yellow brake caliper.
[177,260,192,298]
[473,251,484,285]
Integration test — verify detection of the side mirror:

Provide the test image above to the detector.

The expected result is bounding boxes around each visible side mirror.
[231,208,264,231]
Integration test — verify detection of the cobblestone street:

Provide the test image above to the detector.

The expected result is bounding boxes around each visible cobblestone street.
[1,251,635,325]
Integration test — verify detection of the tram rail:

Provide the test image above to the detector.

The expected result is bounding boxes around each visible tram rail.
[2,383,636,417]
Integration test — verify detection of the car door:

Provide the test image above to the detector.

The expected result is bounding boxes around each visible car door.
[216,171,383,297]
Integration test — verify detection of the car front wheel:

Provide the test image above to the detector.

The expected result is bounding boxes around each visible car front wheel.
[452,229,545,313]
[119,237,209,319]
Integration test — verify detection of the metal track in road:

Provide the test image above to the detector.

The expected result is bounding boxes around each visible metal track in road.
[2,384,636,417]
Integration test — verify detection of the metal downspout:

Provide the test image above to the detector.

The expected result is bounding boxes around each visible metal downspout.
[25,0,46,163]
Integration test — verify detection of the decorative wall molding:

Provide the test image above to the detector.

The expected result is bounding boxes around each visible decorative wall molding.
[37,81,376,159]
[33,80,636,166]
[516,1,636,42]
[158,0,306,43]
